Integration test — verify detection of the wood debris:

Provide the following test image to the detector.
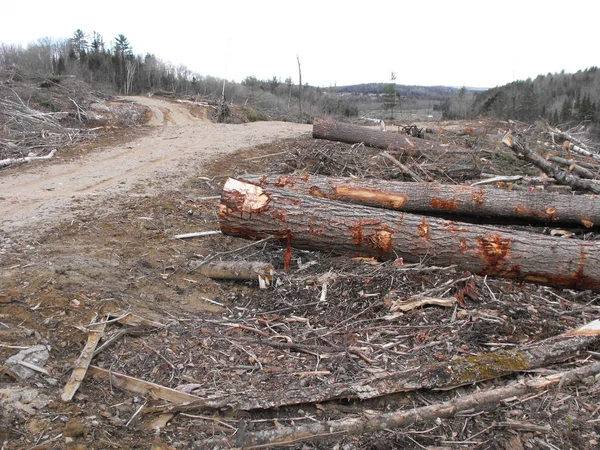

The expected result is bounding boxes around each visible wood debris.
[202,362,600,448]
[61,317,107,402]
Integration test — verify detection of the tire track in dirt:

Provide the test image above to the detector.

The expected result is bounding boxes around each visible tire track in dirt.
[0,96,311,232]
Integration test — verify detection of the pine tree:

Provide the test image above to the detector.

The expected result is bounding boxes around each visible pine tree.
[560,98,572,122]
[70,29,88,61]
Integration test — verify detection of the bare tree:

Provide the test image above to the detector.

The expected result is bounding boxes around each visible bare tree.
[297,55,303,117]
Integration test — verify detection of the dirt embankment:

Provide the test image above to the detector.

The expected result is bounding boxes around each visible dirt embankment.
[0,96,311,233]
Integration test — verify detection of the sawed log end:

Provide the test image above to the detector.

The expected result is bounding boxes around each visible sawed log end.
[220,178,270,217]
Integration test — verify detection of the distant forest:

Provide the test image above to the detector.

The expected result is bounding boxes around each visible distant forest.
[1,29,599,127]
[444,68,600,128]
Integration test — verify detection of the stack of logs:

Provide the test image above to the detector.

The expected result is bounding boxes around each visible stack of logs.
[218,118,600,292]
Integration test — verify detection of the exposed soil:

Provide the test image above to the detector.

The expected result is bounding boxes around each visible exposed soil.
[0,96,310,233]
[0,99,599,450]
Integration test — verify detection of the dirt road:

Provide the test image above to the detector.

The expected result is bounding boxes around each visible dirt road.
[0,96,311,233]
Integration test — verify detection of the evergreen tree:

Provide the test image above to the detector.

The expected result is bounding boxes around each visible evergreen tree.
[560,98,572,122]
[517,80,538,121]
[70,29,88,61]
[383,72,398,120]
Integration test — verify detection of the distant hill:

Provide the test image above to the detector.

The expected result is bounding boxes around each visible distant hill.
[469,67,600,125]
[336,83,464,100]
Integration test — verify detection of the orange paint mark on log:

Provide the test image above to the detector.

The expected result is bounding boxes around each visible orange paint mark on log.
[309,186,326,198]
[272,209,287,222]
[275,175,309,187]
[334,186,408,209]
[349,221,393,254]
[471,189,485,206]
[351,225,363,246]
[441,220,470,233]
[514,204,557,221]
[430,197,459,211]
[477,234,511,273]
[417,217,430,240]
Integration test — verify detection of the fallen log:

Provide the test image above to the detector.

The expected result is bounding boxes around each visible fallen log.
[197,261,274,288]
[219,178,600,291]
[142,319,600,413]
[313,117,471,157]
[313,117,480,179]
[547,155,600,171]
[241,174,600,227]
[502,131,600,194]
[547,155,597,179]
[200,361,600,448]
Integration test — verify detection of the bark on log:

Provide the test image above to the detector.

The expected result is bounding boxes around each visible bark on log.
[502,131,600,194]
[219,178,600,291]
[241,174,600,227]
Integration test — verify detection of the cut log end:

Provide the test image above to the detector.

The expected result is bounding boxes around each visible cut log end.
[220,178,270,216]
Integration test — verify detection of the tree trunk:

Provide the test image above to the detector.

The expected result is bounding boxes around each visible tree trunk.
[219,178,600,292]
[297,55,303,117]
[313,117,468,156]
[240,174,600,228]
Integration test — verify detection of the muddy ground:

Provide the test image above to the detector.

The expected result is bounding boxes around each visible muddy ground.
[1,93,599,450]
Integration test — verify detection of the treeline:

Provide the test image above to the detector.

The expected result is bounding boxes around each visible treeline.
[444,67,600,126]
[0,30,361,120]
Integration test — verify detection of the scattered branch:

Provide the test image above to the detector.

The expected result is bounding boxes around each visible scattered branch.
[62,318,107,402]
[201,362,600,448]
[0,149,57,169]
[502,131,600,194]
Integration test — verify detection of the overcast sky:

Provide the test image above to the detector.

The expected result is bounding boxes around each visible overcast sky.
[2,1,597,88]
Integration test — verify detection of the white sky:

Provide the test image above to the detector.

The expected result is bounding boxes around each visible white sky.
[2,0,598,88]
